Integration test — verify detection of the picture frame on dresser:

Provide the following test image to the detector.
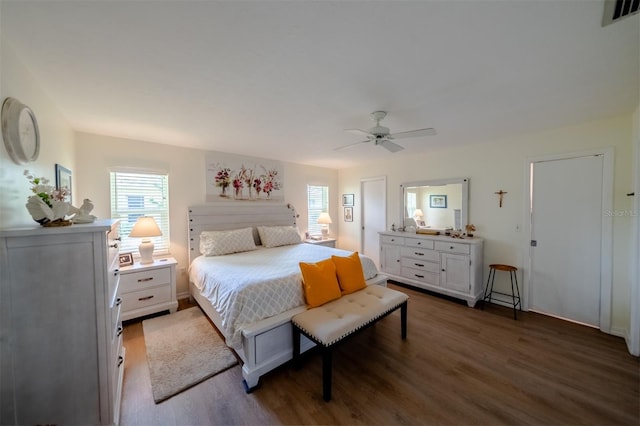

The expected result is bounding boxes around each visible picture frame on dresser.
[119,252,134,267]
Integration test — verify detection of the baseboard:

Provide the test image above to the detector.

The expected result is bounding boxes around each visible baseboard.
[177,290,191,300]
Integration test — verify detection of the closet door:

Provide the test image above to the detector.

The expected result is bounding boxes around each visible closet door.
[529,154,604,327]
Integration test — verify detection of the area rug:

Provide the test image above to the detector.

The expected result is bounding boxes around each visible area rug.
[142,307,238,403]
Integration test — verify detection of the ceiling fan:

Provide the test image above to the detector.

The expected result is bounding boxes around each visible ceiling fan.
[336,111,437,153]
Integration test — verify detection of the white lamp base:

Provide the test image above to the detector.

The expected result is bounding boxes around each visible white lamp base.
[138,239,155,264]
[321,226,329,239]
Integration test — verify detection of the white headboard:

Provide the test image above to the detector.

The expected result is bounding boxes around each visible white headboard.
[188,203,298,264]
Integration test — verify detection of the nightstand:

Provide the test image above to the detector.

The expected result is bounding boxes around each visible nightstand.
[119,257,178,321]
[304,238,336,248]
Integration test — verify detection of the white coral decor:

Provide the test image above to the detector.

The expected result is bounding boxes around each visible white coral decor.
[26,195,70,224]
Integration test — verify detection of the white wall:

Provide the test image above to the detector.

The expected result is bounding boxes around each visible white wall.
[74,132,338,296]
[0,42,75,228]
[338,114,634,335]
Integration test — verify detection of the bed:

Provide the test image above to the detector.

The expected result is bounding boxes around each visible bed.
[187,203,387,391]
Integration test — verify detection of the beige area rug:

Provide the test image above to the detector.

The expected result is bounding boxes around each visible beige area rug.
[142,307,238,403]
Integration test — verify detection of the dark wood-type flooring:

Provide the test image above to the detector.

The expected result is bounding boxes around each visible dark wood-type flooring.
[120,283,639,425]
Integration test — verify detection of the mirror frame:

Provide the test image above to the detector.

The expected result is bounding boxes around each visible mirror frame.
[400,177,469,231]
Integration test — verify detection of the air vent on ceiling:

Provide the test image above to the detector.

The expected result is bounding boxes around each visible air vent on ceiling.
[602,0,640,26]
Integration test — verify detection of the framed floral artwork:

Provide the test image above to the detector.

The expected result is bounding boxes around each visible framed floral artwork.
[205,153,284,203]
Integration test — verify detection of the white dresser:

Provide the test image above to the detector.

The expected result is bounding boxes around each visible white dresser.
[379,231,484,307]
[0,220,124,425]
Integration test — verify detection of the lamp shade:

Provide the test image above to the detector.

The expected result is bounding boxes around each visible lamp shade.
[317,212,332,224]
[129,216,162,238]
[414,209,424,218]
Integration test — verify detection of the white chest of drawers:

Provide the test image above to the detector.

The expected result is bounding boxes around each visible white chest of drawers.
[119,257,178,321]
[0,220,124,425]
[379,231,484,307]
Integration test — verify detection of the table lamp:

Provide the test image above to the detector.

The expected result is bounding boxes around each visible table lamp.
[317,212,332,239]
[129,216,162,264]
[414,209,424,220]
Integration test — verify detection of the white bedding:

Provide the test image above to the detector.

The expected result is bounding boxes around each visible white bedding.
[189,243,379,349]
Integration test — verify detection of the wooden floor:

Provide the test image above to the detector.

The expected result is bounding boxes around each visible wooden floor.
[120,283,639,425]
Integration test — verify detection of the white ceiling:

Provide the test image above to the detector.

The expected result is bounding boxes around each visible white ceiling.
[2,1,638,169]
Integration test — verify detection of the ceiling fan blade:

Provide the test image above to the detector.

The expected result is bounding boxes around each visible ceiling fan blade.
[345,128,372,137]
[390,128,437,139]
[334,140,370,151]
[379,140,404,153]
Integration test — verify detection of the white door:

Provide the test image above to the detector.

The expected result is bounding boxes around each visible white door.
[361,177,386,267]
[530,154,604,327]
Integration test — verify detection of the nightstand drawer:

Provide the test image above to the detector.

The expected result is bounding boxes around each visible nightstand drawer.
[120,267,171,291]
[121,285,172,313]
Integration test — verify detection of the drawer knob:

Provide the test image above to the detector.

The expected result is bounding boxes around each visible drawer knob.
[415,274,424,278]
[110,243,119,249]
[116,297,122,306]
[417,242,421,245]
[415,252,424,256]
[138,295,154,301]
[117,326,123,337]
[450,246,454,249]
[414,263,424,267]
[391,239,395,242]
[138,277,154,282]
[117,356,124,367]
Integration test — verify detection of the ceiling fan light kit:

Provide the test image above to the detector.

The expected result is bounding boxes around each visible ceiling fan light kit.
[337,111,436,153]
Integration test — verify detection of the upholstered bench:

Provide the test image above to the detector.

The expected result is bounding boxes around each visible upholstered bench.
[291,285,408,401]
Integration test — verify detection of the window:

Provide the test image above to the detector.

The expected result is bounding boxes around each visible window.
[406,192,417,217]
[110,171,170,255]
[307,184,329,235]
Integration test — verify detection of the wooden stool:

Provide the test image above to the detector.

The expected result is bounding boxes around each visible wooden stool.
[482,264,521,319]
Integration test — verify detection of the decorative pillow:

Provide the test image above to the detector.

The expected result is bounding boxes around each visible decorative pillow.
[200,227,257,256]
[332,252,367,295]
[257,225,302,248]
[299,258,342,308]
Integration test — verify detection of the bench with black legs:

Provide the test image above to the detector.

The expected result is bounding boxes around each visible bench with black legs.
[291,285,408,401]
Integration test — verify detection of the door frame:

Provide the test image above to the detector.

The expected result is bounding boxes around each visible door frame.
[522,147,614,333]
[360,176,387,260]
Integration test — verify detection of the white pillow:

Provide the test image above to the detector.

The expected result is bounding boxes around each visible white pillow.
[257,225,302,248]
[200,227,257,256]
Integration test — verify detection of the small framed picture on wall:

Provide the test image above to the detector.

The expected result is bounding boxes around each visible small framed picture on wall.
[344,207,353,222]
[342,193,354,206]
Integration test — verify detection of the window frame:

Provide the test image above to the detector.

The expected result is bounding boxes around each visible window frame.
[110,170,170,257]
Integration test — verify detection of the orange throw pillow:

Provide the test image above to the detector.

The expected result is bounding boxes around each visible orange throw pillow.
[299,258,342,308]
[332,252,367,295]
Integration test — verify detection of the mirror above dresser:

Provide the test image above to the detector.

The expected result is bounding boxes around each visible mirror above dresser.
[400,177,468,231]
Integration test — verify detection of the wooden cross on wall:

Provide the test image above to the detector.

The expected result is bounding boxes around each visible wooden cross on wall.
[495,190,507,208]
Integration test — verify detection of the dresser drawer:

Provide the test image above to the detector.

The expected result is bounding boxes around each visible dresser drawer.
[111,297,122,341]
[400,258,440,273]
[435,241,471,254]
[121,285,172,312]
[120,267,171,292]
[401,267,439,286]
[405,238,434,250]
[381,235,405,245]
[401,246,440,262]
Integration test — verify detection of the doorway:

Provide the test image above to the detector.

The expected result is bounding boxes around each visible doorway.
[361,176,386,268]
[527,149,613,331]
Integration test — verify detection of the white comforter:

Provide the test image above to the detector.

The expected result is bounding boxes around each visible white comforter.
[189,243,379,349]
